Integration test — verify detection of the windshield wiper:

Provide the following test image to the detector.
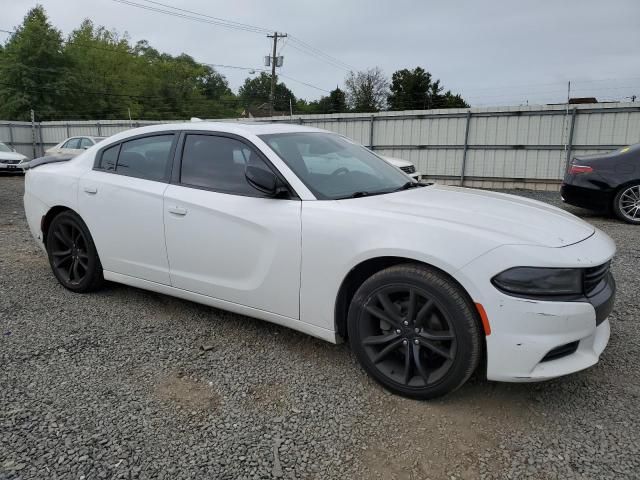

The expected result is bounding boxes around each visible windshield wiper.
[392,181,423,192]
[350,191,370,198]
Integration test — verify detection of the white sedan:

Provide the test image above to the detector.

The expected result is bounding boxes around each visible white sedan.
[23,122,616,399]
[0,142,28,171]
[45,136,106,156]
[382,155,422,181]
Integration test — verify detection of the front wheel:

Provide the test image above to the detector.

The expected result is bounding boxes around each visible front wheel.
[46,210,104,292]
[348,264,482,399]
[613,183,640,224]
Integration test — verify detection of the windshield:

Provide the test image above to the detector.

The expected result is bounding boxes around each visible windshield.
[0,143,12,153]
[259,132,411,199]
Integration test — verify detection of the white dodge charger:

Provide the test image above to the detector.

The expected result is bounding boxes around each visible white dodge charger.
[23,122,616,399]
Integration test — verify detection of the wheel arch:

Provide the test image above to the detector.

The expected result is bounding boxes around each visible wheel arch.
[334,255,483,341]
[42,205,81,243]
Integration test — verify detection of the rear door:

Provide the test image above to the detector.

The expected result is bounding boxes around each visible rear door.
[163,132,302,319]
[78,133,177,284]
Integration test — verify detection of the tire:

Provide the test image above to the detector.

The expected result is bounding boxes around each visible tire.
[347,264,482,400]
[612,182,640,224]
[45,210,104,293]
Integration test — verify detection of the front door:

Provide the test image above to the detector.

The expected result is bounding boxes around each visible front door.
[163,133,302,319]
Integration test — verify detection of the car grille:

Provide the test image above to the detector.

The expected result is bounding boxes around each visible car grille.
[2,160,21,165]
[584,261,610,297]
[400,165,416,174]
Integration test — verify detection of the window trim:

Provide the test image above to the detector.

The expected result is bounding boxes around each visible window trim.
[171,130,300,200]
[93,132,178,184]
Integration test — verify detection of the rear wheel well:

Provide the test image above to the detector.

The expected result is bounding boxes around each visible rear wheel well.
[42,206,74,243]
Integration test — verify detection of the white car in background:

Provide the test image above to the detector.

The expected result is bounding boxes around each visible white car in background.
[382,155,422,181]
[23,122,615,399]
[0,142,28,172]
[45,136,106,156]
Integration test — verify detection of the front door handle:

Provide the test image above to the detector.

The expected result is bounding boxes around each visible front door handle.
[83,186,98,194]
[167,206,188,216]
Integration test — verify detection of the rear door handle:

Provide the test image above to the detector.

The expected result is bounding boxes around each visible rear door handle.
[167,206,188,216]
[83,186,98,194]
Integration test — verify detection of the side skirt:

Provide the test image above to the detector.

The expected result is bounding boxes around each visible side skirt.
[102,270,338,344]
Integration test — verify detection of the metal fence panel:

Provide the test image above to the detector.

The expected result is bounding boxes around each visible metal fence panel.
[2,103,639,189]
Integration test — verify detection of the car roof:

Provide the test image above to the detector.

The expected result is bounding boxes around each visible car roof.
[108,121,327,141]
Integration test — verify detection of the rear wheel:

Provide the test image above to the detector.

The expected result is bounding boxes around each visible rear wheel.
[46,210,104,292]
[348,264,482,399]
[613,183,640,224]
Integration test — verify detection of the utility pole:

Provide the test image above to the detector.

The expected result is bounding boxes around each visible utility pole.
[267,31,287,117]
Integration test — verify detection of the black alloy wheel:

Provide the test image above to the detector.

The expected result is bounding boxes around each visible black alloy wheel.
[46,211,104,292]
[348,264,482,399]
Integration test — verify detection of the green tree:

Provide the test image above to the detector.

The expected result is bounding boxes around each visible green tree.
[317,87,347,113]
[388,67,468,110]
[345,67,388,112]
[0,5,70,120]
[238,72,296,113]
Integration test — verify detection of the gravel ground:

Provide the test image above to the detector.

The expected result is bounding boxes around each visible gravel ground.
[1,174,639,480]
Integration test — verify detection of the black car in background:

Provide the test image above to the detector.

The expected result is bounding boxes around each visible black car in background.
[561,143,640,224]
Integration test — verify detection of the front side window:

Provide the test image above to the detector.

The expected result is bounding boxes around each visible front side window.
[0,143,11,153]
[63,138,81,149]
[116,135,174,181]
[260,132,409,199]
[180,134,272,196]
[79,138,93,149]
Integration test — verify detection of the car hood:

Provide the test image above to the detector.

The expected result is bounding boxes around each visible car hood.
[0,151,27,162]
[382,156,413,168]
[345,184,594,248]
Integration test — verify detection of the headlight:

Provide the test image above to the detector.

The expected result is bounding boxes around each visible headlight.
[492,267,583,297]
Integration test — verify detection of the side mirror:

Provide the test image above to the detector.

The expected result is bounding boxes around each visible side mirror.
[245,165,287,197]
[82,146,90,150]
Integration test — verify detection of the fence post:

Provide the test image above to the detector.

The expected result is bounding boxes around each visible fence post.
[565,107,577,171]
[459,110,472,186]
[369,115,375,149]
[8,123,14,148]
[38,121,45,157]
[97,120,102,136]
[66,122,70,138]
[30,109,37,159]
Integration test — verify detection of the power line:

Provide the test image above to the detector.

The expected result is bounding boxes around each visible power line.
[137,0,272,34]
[110,0,356,73]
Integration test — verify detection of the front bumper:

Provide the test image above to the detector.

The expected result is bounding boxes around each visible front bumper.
[457,228,616,382]
[0,163,23,171]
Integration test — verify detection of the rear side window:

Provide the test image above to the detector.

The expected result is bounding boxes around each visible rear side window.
[79,138,93,149]
[63,138,80,149]
[180,134,272,195]
[99,144,119,171]
[116,135,174,181]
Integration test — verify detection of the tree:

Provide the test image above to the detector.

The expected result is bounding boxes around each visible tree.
[388,67,468,110]
[345,68,388,112]
[238,72,295,113]
[317,87,347,113]
[0,6,70,121]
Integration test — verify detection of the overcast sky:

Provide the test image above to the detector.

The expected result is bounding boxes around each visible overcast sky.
[3,0,640,106]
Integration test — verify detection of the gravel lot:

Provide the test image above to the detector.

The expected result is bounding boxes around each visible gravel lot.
[1,174,639,479]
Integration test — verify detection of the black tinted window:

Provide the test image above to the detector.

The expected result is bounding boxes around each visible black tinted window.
[116,135,174,181]
[99,144,119,171]
[181,135,271,195]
